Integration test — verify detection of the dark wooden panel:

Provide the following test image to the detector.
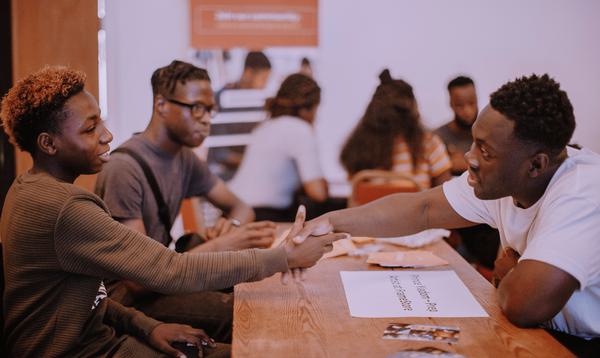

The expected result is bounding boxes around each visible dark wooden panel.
[11,0,99,190]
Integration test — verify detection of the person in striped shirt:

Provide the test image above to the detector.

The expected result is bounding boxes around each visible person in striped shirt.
[341,69,452,190]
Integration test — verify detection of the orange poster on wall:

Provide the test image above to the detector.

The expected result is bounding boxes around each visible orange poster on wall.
[190,0,318,48]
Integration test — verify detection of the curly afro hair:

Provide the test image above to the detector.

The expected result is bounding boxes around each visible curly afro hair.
[1,66,86,154]
[490,74,575,157]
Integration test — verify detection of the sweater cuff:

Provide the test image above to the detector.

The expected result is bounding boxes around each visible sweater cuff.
[255,246,289,278]
[131,311,163,338]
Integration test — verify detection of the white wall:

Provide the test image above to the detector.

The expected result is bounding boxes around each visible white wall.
[105,0,600,182]
[104,0,191,146]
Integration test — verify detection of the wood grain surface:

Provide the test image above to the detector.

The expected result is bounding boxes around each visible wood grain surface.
[11,0,99,191]
[233,236,573,357]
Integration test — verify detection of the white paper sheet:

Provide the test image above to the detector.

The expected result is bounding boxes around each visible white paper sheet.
[376,229,451,248]
[340,271,488,318]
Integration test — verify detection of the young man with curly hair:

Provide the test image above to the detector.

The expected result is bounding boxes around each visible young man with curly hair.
[0,66,341,357]
[295,74,600,355]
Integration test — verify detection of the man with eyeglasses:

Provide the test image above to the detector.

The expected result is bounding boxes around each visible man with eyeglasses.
[95,60,277,345]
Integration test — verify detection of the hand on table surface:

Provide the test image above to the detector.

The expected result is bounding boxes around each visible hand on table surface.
[215,221,276,250]
[148,323,215,358]
[199,221,276,252]
[205,217,237,239]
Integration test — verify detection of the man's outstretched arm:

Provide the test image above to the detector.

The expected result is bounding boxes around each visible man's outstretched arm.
[295,186,476,242]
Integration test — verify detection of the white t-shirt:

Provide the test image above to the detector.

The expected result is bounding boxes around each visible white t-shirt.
[443,147,600,339]
[229,115,324,208]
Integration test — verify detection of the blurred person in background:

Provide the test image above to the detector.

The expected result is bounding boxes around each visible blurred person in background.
[229,73,327,221]
[435,75,500,275]
[341,69,452,190]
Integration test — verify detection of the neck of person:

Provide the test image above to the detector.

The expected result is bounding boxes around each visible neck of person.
[512,150,568,208]
[449,119,471,134]
[31,156,77,184]
[142,116,183,156]
[237,75,254,89]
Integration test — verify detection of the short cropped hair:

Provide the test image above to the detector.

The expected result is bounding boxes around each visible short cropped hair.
[1,66,86,154]
[447,76,474,91]
[151,60,210,97]
[244,51,271,70]
[490,74,575,156]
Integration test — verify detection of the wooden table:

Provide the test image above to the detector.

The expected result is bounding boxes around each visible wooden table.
[233,238,573,357]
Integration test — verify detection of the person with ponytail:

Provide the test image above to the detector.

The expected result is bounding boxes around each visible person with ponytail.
[340,69,452,190]
[229,73,327,221]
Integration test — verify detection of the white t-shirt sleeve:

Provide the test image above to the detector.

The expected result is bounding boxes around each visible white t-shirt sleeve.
[521,195,600,289]
[442,172,497,227]
[287,121,323,182]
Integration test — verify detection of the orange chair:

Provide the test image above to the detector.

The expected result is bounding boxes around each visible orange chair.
[349,170,421,207]
[180,198,203,234]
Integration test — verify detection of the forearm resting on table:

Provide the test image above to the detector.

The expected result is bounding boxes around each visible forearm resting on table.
[206,180,255,223]
[496,259,579,328]
[226,202,254,224]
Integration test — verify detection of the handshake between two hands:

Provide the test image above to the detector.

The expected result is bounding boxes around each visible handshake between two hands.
[200,205,347,284]
[277,205,348,285]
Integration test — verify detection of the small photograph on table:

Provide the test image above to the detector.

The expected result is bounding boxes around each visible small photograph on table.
[386,346,465,358]
[383,323,460,343]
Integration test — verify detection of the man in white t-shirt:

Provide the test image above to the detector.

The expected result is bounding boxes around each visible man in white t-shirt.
[295,74,599,350]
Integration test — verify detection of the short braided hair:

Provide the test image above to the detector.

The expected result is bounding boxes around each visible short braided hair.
[151,60,210,97]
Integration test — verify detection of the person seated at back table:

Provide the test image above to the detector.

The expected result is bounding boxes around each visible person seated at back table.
[340,69,452,190]
[218,51,272,96]
[434,75,500,274]
[0,65,341,358]
[435,75,479,176]
[95,60,279,343]
[229,73,328,222]
[294,74,600,357]
[209,51,273,181]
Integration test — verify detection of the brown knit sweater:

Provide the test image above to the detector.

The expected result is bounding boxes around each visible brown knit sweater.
[1,172,288,357]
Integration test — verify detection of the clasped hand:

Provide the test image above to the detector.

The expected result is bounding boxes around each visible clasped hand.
[279,205,347,284]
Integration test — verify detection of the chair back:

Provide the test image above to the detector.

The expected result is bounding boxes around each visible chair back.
[349,170,420,207]
[180,198,202,234]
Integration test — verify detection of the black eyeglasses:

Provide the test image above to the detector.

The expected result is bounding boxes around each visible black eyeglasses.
[165,98,217,118]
